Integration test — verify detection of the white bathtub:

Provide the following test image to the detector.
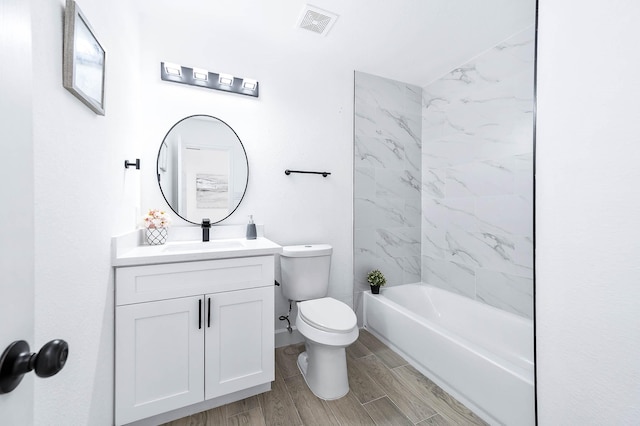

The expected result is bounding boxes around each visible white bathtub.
[363,283,534,425]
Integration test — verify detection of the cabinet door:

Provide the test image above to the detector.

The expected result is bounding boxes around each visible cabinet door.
[115,296,205,425]
[205,286,274,399]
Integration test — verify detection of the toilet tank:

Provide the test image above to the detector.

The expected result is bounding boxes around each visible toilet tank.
[279,244,332,301]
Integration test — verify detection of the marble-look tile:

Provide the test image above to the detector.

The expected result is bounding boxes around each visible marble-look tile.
[399,255,422,284]
[357,26,534,321]
[355,70,422,292]
[354,166,376,199]
[475,32,535,84]
[447,261,476,295]
[444,226,533,278]
[376,168,421,199]
[355,197,410,228]
[472,230,533,276]
[511,153,534,199]
[356,71,410,113]
[421,197,448,258]
[355,134,406,169]
[475,195,532,237]
[422,255,475,298]
[405,198,422,229]
[354,243,404,287]
[476,269,533,319]
[377,227,421,259]
[422,169,446,198]
[444,229,484,269]
[421,255,448,288]
[445,158,528,198]
[422,135,530,169]
[419,24,534,317]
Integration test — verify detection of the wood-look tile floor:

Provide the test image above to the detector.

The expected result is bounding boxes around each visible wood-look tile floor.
[164,329,487,426]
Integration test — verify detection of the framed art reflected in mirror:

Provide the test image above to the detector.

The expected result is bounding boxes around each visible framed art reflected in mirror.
[63,0,106,115]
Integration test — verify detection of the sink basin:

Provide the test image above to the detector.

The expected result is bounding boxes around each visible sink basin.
[163,240,246,252]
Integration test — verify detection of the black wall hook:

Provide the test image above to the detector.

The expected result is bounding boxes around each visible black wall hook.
[124,159,140,169]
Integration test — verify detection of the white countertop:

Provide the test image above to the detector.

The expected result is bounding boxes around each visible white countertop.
[112,226,282,267]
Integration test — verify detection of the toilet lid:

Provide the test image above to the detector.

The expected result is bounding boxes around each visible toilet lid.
[298,298,357,333]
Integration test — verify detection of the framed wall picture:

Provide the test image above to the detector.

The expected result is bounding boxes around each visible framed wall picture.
[62,0,106,115]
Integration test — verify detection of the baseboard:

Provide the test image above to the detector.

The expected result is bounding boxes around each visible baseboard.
[275,326,304,348]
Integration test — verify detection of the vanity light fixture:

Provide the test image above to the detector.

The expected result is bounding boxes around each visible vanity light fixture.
[218,73,234,86]
[192,68,209,81]
[160,62,259,97]
[163,62,182,77]
[242,79,257,91]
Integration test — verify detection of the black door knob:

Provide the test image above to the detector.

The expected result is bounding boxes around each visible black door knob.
[0,339,69,394]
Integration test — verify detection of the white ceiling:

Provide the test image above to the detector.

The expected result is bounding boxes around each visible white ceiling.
[133,0,535,87]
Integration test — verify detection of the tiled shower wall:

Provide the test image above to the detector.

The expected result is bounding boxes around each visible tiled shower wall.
[353,71,422,325]
[421,27,535,318]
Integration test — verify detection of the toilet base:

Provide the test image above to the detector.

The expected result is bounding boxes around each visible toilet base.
[296,342,349,400]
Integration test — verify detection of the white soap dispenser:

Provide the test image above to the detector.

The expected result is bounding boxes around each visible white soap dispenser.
[246,215,257,240]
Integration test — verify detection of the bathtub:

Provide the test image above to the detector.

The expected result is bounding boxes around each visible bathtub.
[363,283,534,425]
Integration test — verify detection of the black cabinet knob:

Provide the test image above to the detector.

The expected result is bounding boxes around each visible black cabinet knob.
[0,339,69,394]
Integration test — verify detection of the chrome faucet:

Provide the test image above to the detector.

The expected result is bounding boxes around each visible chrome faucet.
[201,218,211,242]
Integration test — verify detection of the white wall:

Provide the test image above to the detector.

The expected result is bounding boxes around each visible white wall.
[31,0,141,424]
[137,20,355,332]
[537,0,640,423]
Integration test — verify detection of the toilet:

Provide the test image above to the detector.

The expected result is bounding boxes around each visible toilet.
[279,244,358,400]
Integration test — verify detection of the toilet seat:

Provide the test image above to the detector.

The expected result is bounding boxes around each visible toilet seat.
[298,297,357,333]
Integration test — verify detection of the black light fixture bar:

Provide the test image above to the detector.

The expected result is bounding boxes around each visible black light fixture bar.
[160,62,259,98]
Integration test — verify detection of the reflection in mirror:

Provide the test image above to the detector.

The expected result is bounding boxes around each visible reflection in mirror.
[157,115,248,225]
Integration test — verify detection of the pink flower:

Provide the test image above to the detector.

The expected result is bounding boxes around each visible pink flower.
[143,209,170,229]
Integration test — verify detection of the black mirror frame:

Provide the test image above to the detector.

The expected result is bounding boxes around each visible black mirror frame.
[156,114,249,225]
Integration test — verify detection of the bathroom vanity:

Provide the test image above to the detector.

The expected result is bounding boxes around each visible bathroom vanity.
[112,230,281,425]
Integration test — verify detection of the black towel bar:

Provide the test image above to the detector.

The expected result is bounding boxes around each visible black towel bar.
[284,169,331,177]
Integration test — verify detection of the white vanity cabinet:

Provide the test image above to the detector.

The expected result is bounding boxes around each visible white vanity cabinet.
[114,255,275,425]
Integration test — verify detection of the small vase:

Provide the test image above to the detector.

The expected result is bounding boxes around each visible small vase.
[145,227,168,245]
[370,285,380,294]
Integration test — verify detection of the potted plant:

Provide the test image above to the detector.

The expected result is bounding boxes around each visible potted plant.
[143,209,170,245]
[367,269,386,294]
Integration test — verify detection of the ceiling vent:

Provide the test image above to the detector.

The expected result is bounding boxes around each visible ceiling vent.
[296,5,338,36]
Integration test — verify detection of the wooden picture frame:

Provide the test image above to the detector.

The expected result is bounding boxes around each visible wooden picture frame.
[63,0,106,115]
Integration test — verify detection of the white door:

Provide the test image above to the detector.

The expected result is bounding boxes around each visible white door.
[204,287,274,399]
[115,296,205,425]
[0,0,35,423]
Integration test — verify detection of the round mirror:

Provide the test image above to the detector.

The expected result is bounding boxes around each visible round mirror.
[157,115,249,225]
